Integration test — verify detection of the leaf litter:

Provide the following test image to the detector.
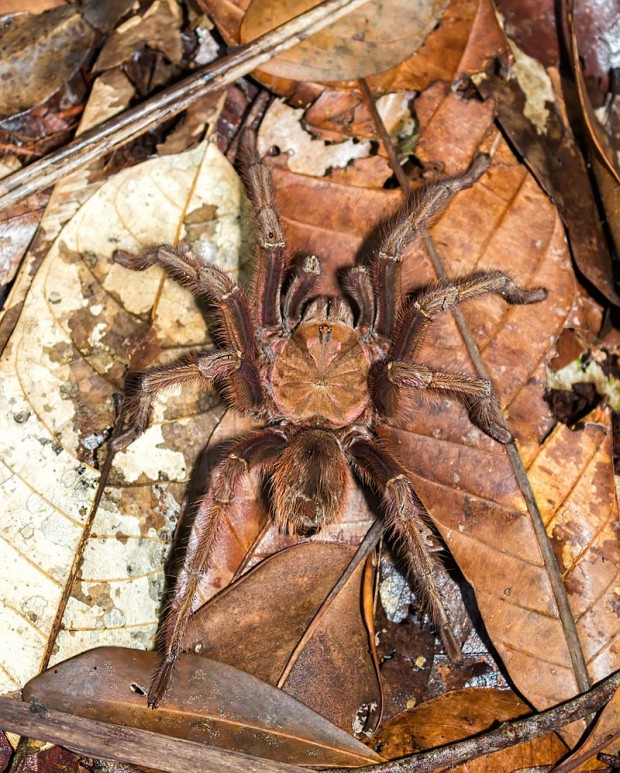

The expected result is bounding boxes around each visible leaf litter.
[1,0,620,768]
[0,140,245,692]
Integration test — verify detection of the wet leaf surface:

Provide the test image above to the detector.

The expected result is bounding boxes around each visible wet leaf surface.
[22,647,383,767]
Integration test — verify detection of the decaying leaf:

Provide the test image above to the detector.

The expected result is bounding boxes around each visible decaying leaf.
[476,35,620,306]
[94,0,184,72]
[185,542,381,732]
[239,0,449,82]
[373,687,568,770]
[0,141,246,693]
[0,6,96,120]
[22,647,383,767]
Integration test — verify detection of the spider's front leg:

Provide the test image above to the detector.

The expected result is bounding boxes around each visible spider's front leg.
[371,154,492,338]
[370,361,511,444]
[148,427,288,708]
[111,244,264,449]
[111,350,261,451]
[346,433,463,663]
[239,131,288,329]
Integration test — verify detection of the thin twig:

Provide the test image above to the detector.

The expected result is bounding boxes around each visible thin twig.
[360,85,590,693]
[424,237,590,693]
[0,697,306,773]
[321,669,620,773]
[0,0,371,213]
[357,78,410,192]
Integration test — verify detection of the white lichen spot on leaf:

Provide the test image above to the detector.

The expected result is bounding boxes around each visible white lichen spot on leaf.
[0,141,242,693]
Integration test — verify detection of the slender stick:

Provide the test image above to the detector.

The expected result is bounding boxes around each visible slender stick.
[0,0,370,213]
[0,697,306,773]
[357,78,410,192]
[321,670,620,773]
[360,84,590,693]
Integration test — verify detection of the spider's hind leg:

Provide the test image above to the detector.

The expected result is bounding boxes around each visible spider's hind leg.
[347,434,463,663]
[148,427,287,708]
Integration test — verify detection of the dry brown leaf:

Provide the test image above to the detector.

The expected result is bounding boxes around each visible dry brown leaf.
[185,542,381,732]
[239,0,449,82]
[476,41,620,306]
[373,688,568,770]
[382,168,619,734]
[94,0,184,72]
[365,0,509,94]
[0,6,96,120]
[22,647,382,767]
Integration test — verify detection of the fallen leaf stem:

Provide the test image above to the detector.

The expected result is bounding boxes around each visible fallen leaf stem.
[0,0,371,214]
[322,669,620,773]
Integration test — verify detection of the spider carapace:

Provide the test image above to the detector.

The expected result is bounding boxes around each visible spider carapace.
[112,132,547,707]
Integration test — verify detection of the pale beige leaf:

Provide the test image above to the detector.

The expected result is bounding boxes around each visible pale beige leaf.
[0,141,244,693]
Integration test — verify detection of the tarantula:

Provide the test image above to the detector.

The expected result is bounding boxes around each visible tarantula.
[111,133,546,708]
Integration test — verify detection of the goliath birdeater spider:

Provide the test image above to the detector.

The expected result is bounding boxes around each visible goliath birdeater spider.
[112,134,546,707]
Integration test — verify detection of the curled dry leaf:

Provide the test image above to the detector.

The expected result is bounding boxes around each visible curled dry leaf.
[239,0,450,82]
[476,37,620,306]
[372,687,568,770]
[22,647,383,767]
[185,542,381,732]
[94,0,184,72]
[0,6,96,120]
[0,141,246,693]
[365,0,509,94]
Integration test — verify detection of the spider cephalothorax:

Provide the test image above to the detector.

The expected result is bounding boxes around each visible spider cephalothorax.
[112,134,546,707]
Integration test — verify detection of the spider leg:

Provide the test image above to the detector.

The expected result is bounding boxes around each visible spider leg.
[239,131,287,329]
[111,350,262,451]
[282,255,321,330]
[148,427,288,708]
[371,361,511,443]
[346,433,462,663]
[372,154,491,338]
[341,266,376,335]
[115,245,257,359]
[390,270,548,362]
